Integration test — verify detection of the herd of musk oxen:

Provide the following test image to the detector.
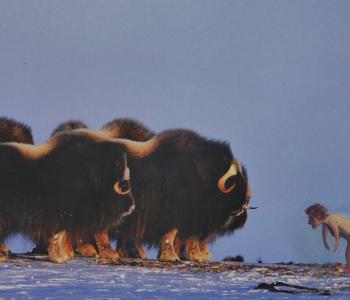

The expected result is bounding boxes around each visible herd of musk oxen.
[0,116,252,264]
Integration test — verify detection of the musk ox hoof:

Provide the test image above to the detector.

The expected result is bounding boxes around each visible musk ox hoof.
[116,246,129,258]
[186,238,206,263]
[199,244,212,262]
[48,231,73,264]
[188,251,206,263]
[158,246,180,262]
[135,242,148,260]
[159,252,180,262]
[95,231,119,261]
[138,252,148,260]
[76,243,98,257]
[199,251,211,262]
[98,248,120,261]
[0,243,10,256]
[0,243,9,263]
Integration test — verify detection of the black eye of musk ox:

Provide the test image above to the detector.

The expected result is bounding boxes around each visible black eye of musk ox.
[0,132,135,263]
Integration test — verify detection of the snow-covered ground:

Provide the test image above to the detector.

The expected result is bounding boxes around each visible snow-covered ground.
[1,257,350,299]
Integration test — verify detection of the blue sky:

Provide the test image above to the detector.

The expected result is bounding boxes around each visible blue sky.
[1,0,350,263]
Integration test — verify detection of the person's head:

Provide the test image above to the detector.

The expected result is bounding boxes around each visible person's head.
[305,203,329,229]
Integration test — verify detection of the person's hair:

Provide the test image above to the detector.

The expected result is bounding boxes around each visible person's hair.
[305,203,329,219]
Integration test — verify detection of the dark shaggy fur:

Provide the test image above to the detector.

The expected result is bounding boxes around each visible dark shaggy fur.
[0,117,34,144]
[102,118,155,141]
[51,120,89,137]
[0,131,134,260]
[99,120,250,260]
[116,129,250,250]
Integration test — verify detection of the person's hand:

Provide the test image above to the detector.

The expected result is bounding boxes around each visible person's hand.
[324,242,330,250]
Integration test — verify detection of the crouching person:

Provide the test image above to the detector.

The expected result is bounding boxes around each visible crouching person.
[305,203,350,272]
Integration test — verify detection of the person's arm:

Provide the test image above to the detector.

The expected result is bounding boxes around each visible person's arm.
[322,224,330,250]
[327,219,340,253]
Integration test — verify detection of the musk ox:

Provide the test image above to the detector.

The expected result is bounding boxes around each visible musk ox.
[47,119,154,258]
[71,126,251,262]
[100,120,252,262]
[0,117,34,260]
[0,130,135,263]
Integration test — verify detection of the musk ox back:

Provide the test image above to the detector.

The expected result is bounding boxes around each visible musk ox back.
[0,131,134,263]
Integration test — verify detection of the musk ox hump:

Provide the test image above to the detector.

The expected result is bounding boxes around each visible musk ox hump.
[51,120,89,137]
[102,118,155,141]
[0,117,34,144]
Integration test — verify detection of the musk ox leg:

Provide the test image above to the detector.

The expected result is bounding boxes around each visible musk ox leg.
[199,240,212,262]
[63,232,74,259]
[48,230,73,263]
[173,236,183,258]
[0,243,10,262]
[75,240,98,257]
[94,231,119,261]
[186,236,205,263]
[116,240,140,258]
[135,240,148,260]
[116,243,129,258]
[159,228,180,262]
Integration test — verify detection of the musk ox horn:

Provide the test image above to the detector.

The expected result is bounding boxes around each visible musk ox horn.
[2,142,55,159]
[62,129,158,158]
[217,163,238,193]
[110,137,158,158]
[61,129,115,140]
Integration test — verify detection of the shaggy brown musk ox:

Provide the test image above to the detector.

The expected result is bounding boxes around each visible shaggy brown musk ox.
[73,126,252,262]
[48,119,154,258]
[0,130,135,263]
[0,117,34,259]
[101,120,252,262]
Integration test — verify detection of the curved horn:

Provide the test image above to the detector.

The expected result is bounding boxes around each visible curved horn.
[2,142,55,160]
[61,129,115,140]
[110,137,158,158]
[61,128,158,158]
[217,163,238,193]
